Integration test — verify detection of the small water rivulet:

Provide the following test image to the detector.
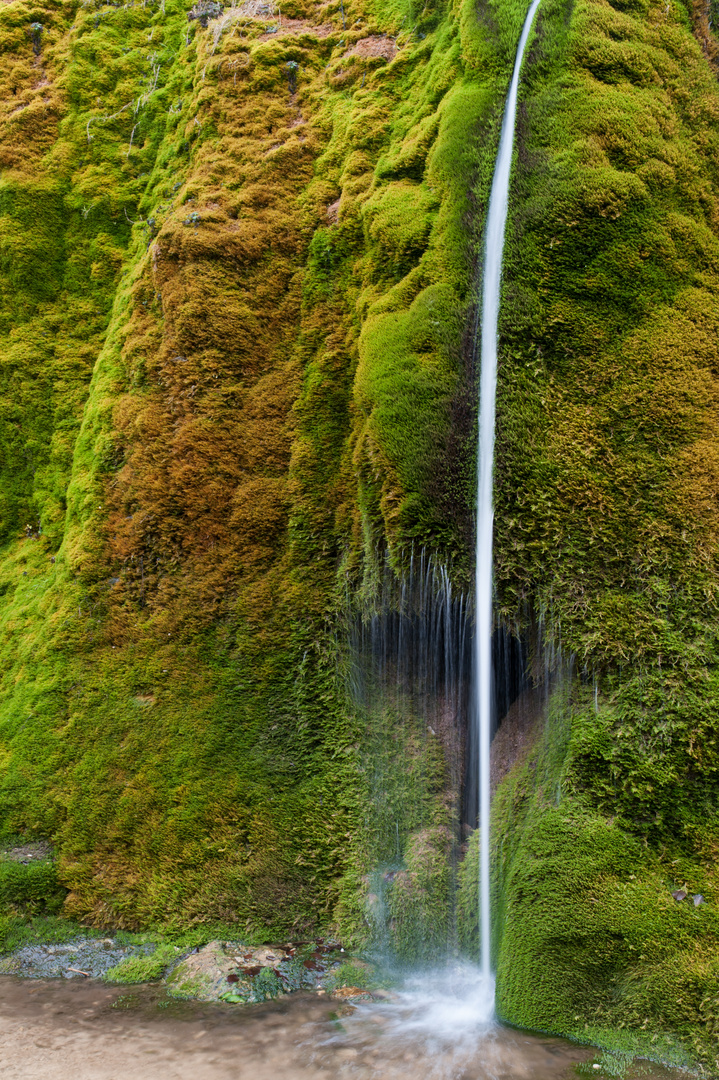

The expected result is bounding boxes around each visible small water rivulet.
[474,0,543,985]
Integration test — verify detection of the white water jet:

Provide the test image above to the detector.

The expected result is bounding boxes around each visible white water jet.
[475,0,542,983]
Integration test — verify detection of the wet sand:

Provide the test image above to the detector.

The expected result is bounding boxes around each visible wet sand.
[0,976,684,1080]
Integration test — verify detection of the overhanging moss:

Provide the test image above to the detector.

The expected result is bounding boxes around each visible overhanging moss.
[488,684,719,1072]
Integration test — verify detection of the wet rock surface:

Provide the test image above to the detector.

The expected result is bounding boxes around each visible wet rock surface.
[490,687,545,796]
[166,939,371,1003]
[0,936,154,979]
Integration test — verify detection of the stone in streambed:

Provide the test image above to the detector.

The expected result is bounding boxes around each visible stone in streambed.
[164,940,339,1003]
[165,941,244,1001]
[331,985,373,1001]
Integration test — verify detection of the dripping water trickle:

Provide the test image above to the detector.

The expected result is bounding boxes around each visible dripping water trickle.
[474,0,542,990]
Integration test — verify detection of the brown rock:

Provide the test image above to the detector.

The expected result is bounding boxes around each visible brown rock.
[332,985,372,1001]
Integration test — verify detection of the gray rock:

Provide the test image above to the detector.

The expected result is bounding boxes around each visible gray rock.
[0,937,152,980]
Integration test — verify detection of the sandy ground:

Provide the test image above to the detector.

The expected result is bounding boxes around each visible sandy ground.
[0,979,333,1080]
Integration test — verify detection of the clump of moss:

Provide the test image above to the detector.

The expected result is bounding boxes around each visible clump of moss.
[103,942,180,983]
[0,859,65,916]
[489,685,719,1073]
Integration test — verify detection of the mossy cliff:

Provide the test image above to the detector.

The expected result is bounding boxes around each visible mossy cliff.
[486,0,719,1068]
[1,0,719,1066]
[0,0,504,931]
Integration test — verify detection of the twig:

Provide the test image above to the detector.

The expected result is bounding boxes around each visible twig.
[103,99,135,124]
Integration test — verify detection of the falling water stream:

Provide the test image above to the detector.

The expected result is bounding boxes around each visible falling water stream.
[475,0,542,985]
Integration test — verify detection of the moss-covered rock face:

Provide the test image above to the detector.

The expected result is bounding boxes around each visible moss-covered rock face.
[1,0,719,1064]
[484,686,719,1072]
[0,0,501,933]
[482,0,719,1065]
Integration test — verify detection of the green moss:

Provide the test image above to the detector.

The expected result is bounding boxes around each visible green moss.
[0,914,99,953]
[324,956,387,991]
[385,826,453,964]
[252,965,284,1000]
[0,860,65,915]
[488,685,719,1072]
[103,943,179,983]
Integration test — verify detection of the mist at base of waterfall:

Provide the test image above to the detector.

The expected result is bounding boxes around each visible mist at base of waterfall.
[325,963,683,1080]
[365,963,496,1046]
[321,964,498,1080]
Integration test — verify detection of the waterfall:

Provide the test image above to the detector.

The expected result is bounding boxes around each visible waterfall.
[475,0,542,982]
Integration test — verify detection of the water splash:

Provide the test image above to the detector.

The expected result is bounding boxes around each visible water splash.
[320,965,497,1080]
[475,0,542,981]
[376,964,496,1046]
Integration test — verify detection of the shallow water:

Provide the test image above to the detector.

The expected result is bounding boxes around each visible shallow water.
[0,972,687,1080]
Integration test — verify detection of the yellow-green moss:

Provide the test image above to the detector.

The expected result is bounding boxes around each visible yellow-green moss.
[0,0,495,935]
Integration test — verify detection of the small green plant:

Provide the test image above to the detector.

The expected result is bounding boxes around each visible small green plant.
[111,993,143,1009]
[286,60,299,94]
[576,1051,634,1078]
[324,959,378,992]
[252,966,283,1001]
[28,22,43,55]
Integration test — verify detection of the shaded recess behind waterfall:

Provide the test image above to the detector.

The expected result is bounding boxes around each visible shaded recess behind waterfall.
[347,550,530,963]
